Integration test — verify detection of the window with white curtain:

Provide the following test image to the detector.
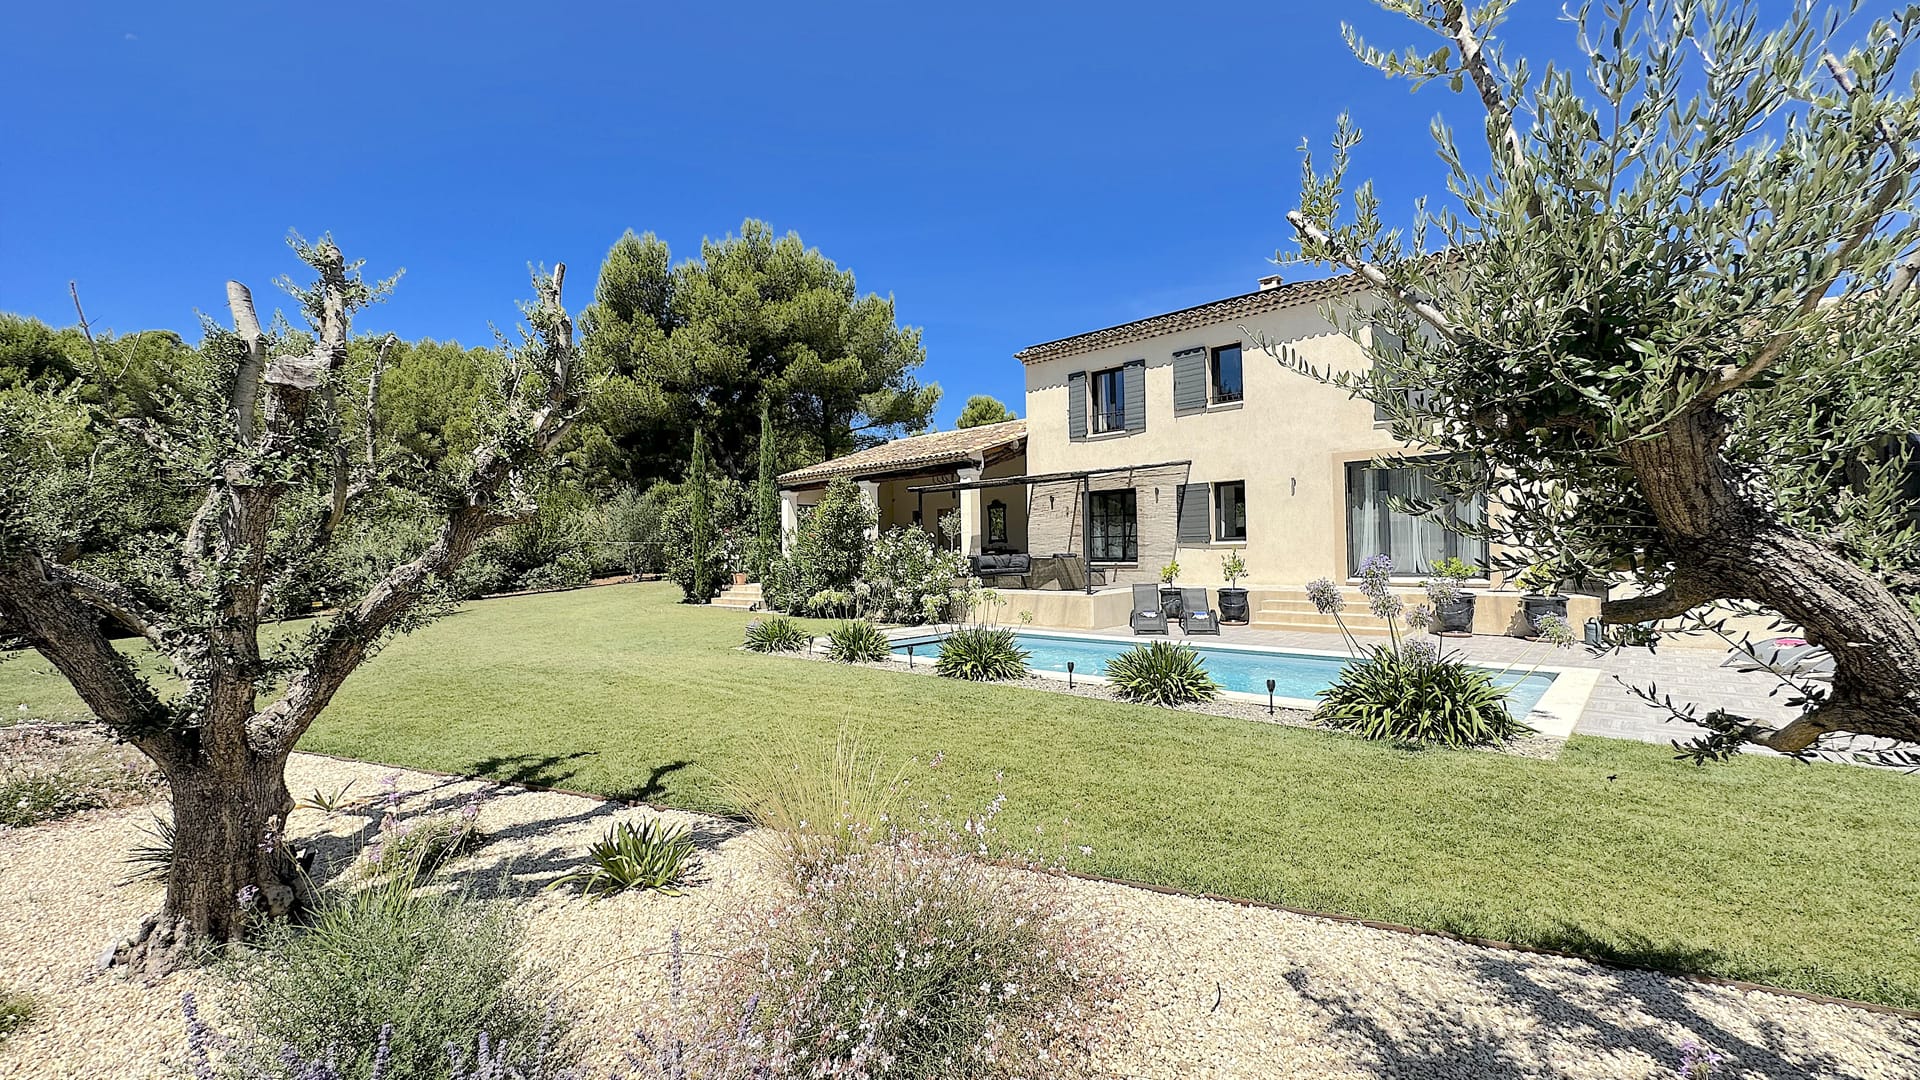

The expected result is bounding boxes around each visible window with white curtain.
[1345,460,1486,575]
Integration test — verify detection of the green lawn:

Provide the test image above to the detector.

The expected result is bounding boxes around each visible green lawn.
[6,582,1918,1008]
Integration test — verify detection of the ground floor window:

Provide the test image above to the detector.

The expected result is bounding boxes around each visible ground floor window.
[1345,461,1486,575]
[1214,480,1246,541]
[1088,488,1137,562]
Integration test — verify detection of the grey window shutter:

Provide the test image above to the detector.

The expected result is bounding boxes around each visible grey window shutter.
[1067,371,1088,441]
[1123,360,1146,432]
[1172,347,1206,411]
[1177,483,1210,543]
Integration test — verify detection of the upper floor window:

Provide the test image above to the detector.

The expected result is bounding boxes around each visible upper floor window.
[1210,344,1243,403]
[1091,366,1126,433]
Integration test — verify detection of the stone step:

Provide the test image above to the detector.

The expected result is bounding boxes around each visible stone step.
[1248,619,1367,636]
[1250,608,1391,629]
[1257,598,1382,616]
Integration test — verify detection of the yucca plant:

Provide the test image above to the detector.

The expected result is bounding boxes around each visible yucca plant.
[825,619,890,663]
[1104,640,1220,707]
[1316,645,1524,748]
[933,626,1030,681]
[123,811,175,885]
[743,615,810,653]
[547,819,698,898]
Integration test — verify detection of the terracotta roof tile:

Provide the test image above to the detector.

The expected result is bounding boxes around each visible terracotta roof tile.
[777,419,1027,487]
[1014,272,1370,364]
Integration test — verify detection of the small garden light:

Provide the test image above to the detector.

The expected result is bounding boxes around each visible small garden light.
[907,643,915,669]
[1267,678,1276,715]
[1066,660,1075,688]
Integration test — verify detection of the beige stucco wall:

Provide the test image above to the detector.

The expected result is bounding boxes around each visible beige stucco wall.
[1023,300,1404,588]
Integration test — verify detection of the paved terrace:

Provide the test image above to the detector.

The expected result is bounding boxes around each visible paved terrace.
[1091,621,1907,764]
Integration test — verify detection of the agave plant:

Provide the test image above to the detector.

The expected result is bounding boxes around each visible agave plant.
[824,619,890,664]
[547,819,698,898]
[1316,645,1524,748]
[1104,640,1220,707]
[933,626,1030,681]
[743,616,810,653]
[123,811,175,884]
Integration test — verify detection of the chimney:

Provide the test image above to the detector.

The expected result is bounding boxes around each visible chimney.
[1257,274,1285,291]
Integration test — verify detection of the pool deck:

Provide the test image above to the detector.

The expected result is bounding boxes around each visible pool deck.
[1116,623,1815,752]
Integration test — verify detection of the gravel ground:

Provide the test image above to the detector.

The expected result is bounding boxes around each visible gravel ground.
[1,754,1914,1079]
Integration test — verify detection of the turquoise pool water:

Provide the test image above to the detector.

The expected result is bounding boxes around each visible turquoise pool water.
[892,631,1557,716]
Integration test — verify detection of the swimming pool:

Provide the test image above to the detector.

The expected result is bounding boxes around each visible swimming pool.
[890,629,1558,717]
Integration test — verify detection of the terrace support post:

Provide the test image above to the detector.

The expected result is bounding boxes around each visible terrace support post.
[857,480,882,544]
[779,489,801,555]
[1081,475,1094,595]
[956,466,983,556]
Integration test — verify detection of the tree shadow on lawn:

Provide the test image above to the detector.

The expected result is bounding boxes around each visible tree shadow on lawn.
[1279,929,1907,1080]
[465,749,606,791]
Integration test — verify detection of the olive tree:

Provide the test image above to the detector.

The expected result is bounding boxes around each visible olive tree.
[0,238,588,974]
[1279,0,1920,758]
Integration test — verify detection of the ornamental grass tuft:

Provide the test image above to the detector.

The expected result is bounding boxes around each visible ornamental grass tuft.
[824,619,890,664]
[933,625,1031,681]
[1316,644,1526,748]
[1104,640,1220,707]
[742,615,809,653]
[546,818,698,898]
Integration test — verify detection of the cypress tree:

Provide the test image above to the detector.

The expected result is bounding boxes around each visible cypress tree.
[753,400,779,581]
[690,427,713,602]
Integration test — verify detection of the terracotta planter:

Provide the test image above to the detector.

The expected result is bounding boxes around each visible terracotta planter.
[732,572,749,587]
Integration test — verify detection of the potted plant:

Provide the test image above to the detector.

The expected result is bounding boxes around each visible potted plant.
[1218,551,1251,624]
[1158,559,1183,619]
[1428,556,1478,635]
[1517,563,1568,637]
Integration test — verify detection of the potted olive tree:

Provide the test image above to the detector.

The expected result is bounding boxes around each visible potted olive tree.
[1517,563,1569,637]
[1218,551,1251,624]
[1428,557,1478,635]
[1158,559,1183,619]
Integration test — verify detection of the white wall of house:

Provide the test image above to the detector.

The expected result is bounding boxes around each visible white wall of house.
[1022,294,1423,588]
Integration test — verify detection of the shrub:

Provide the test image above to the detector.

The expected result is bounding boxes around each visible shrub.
[1316,644,1525,747]
[721,832,1116,1080]
[934,626,1031,681]
[721,726,903,885]
[546,819,698,898]
[766,477,872,613]
[359,782,484,884]
[742,615,810,653]
[578,485,663,578]
[824,619,889,663]
[861,525,974,625]
[0,725,161,828]
[124,811,174,884]
[659,476,751,602]
[0,986,33,1043]
[220,883,565,1080]
[1104,640,1220,706]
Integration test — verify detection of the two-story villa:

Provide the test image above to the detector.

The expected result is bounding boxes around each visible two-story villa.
[775,269,1550,633]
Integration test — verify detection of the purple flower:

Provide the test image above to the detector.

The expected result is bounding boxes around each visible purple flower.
[237,884,260,909]
[1304,577,1342,615]
[1676,1037,1727,1079]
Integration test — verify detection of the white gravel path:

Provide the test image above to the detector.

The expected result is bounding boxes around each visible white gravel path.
[0,754,1913,1079]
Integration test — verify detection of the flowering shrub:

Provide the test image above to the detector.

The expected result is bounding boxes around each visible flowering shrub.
[358,775,484,883]
[860,526,974,625]
[719,832,1117,1080]
[1675,1037,1727,1079]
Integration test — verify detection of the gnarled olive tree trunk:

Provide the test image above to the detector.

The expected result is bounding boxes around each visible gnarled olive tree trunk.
[0,249,582,977]
[1604,408,1920,750]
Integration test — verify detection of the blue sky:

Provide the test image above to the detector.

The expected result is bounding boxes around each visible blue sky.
[0,1,1879,427]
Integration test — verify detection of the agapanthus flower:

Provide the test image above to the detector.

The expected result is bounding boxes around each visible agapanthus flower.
[1304,577,1342,615]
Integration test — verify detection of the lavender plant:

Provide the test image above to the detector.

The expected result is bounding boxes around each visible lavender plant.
[715,831,1117,1080]
[1675,1037,1728,1079]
